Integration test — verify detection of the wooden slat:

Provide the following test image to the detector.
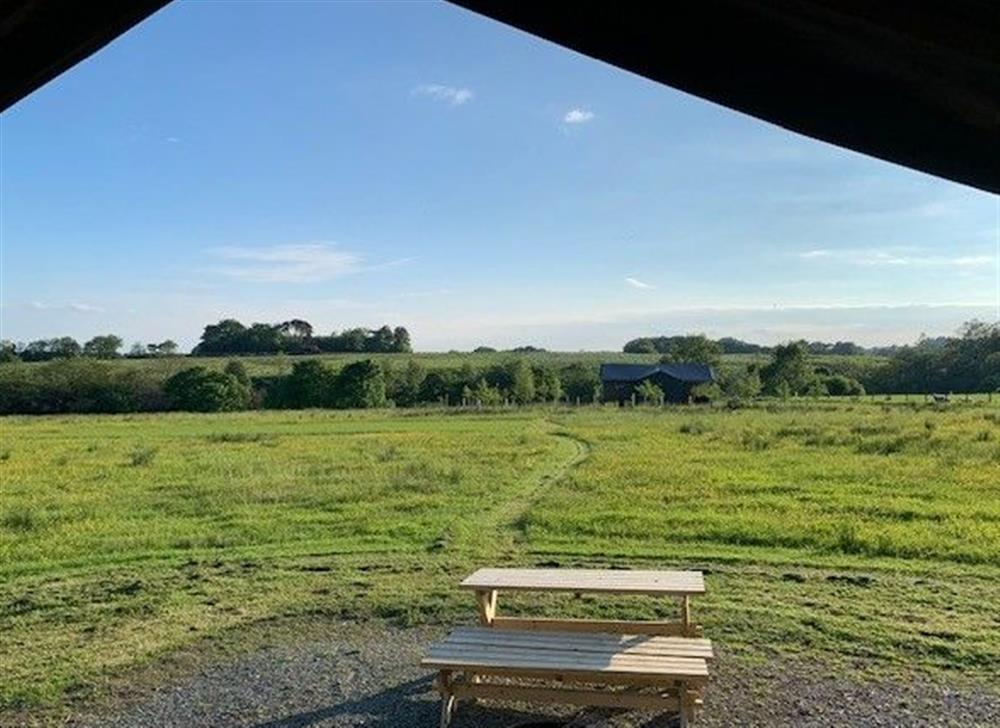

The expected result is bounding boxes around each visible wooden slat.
[433,664,701,688]
[445,626,714,660]
[426,644,707,673]
[422,645,709,679]
[451,681,682,711]
[460,568,705,596]
[491,616,703,637]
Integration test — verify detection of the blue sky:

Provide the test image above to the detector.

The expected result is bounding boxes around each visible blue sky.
[2,0,997,351]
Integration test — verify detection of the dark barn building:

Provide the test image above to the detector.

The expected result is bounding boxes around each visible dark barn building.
[601,363,716,404]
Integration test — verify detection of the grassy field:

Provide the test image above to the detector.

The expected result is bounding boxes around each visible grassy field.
[2,400,999,722]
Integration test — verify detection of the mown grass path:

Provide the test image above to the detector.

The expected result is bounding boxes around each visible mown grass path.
[455,418,592,559]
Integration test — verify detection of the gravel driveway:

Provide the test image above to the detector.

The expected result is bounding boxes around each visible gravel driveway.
[73,621,1000,728]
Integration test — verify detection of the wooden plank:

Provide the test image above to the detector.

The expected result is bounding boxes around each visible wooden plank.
[444,626,714,660]
[460,568,705,596]
[451,681,682,711]
[491,616,703,637]
[434,664,704,688]
[422,645,709,679]
[425,645,708,674]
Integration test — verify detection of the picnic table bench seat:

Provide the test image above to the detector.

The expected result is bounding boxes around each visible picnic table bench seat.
[423,626,712,727]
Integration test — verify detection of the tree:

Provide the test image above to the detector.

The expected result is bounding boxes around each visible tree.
[194,319,247,355]
[338,328,368,352]
[149,340,178,356]
[334,359,386,408]
[285,360,336,408]
[623,338,658,354]
[824,375,864,396]
[560,363,600,402]
[224,359,251,386]
[760,341,816,396]
[279,319,314,339]
[508,359,535,404]
[163,367,250,412]
[473,346,497,353]
[390,360,426,407]
[244,323,283,354]
[0,341,19,363]
[471,378,503,406]
[533,365,562,402]
[51,337,82,358]
[83,335,123,359]
[128,342,146,357]
[419,371,450,403]
[392,326,412,353]
[724,366,762,400]
[365,325,395,353]
[660,334,722,367]
[636,379,664,404]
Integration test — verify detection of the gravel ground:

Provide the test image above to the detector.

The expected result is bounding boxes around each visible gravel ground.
[72,621,1000,728]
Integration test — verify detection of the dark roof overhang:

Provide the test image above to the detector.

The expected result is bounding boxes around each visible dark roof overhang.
[450,1,1000,194]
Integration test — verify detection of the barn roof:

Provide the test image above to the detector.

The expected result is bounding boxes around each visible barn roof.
[600,363,715,384]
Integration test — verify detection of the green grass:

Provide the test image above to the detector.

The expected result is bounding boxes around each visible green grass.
[2,402,998,720]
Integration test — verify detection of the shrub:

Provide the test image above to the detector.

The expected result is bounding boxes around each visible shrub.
[824,375,865,396]
[334,359,386,409]
[128,446,157,467]
[284,360,336,408]
[0,359,164,414]
[560,363,600,403]
[163,367,250,412]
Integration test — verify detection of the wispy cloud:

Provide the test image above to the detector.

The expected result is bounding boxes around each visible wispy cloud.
[799,247,994,268]
[412,84,473,106]
[210,243,364,283]
[564,108,595,124]
[69,302,105,312]
[625,277,655,289]
[27,301,105,313]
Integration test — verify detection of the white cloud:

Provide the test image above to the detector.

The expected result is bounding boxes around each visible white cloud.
[26,301,104,313]
[564,108,595,124]
[69,302,105,312]
[165,136,181,143]
[412,84,473,106]
[209,243,364,283]
[799,247,994,268]
[625,277,654,289]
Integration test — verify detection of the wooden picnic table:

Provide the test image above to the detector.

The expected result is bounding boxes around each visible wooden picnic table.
[461,567,705,637]
[425,567,712,726]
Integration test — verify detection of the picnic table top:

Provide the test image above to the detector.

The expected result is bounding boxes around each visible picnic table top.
[460,568,705,596]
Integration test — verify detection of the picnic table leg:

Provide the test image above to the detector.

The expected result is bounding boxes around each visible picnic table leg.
[680,595,692,636]
[438,670,456,728]
[475,589,498,625]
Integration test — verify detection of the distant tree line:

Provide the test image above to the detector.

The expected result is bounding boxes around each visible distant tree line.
[0,335,181,362]
[0,318,411,362]
[624,334,871,357]
[0,321,995,414]
[0,357,603,415]
[192,319,411,356]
